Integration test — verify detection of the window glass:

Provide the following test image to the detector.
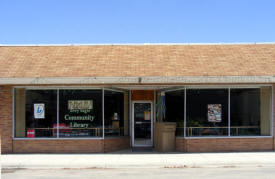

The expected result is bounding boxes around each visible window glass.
[15,89,57,138]
[186,89,228,137]
[230,87,271,136]
[165,90,185,136]
[104,90,127,136]
[14,86,272,139]
[59,90,103,138]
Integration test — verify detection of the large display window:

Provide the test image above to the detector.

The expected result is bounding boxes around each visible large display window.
[14,88,130,139]
[163,86,272,137]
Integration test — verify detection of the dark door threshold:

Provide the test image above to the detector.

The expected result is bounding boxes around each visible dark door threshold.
[132,147,154,152]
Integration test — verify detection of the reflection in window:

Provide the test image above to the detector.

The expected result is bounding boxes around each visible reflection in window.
[15,89,57,138]
[104,90,128,136]
[186,89,228,137]
[230,87,271,136]
[59,90,103,138]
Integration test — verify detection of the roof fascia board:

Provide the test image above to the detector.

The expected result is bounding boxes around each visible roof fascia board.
[142,76,275,83]
[0,76,275,85]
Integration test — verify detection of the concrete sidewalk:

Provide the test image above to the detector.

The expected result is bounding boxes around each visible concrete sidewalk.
[1,152,275,169]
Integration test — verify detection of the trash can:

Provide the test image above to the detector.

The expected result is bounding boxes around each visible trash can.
[154,122,176,152]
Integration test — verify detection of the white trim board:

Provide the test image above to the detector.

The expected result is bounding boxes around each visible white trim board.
[1,76,275,85]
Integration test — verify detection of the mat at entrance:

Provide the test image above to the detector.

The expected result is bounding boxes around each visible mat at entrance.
[131,147,154,152]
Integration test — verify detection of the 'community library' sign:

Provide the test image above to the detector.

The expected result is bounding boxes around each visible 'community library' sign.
[64,100,95,128]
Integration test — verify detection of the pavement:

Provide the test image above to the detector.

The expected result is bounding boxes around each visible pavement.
[1,151,275,169]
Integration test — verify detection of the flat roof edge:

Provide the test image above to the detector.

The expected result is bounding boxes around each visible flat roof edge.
[1,42,275,47]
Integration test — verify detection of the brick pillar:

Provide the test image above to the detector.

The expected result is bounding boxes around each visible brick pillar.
[0,86,13,153]
[0,128,2,154]
[273,84,275,151]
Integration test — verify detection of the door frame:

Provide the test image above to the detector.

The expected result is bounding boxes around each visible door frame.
[131,100,153,147]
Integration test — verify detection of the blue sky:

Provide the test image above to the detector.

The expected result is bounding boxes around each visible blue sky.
[0,0,275,44]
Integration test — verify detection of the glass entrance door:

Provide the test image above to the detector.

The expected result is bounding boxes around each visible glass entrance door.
[132,101,153,147]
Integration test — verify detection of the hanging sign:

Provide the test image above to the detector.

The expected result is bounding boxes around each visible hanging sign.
[34,103,45,119]
[207,104,222,122]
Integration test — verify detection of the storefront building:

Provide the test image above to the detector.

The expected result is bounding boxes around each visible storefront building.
[0,43,275,153]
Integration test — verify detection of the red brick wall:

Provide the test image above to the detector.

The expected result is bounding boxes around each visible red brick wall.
[176,138,273,152]
[104,137,130,152]
[13,139,104,153]
[0,86,13,153]
[131,90,154,101]
[12,137,130,153]
[176,138,186,152]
